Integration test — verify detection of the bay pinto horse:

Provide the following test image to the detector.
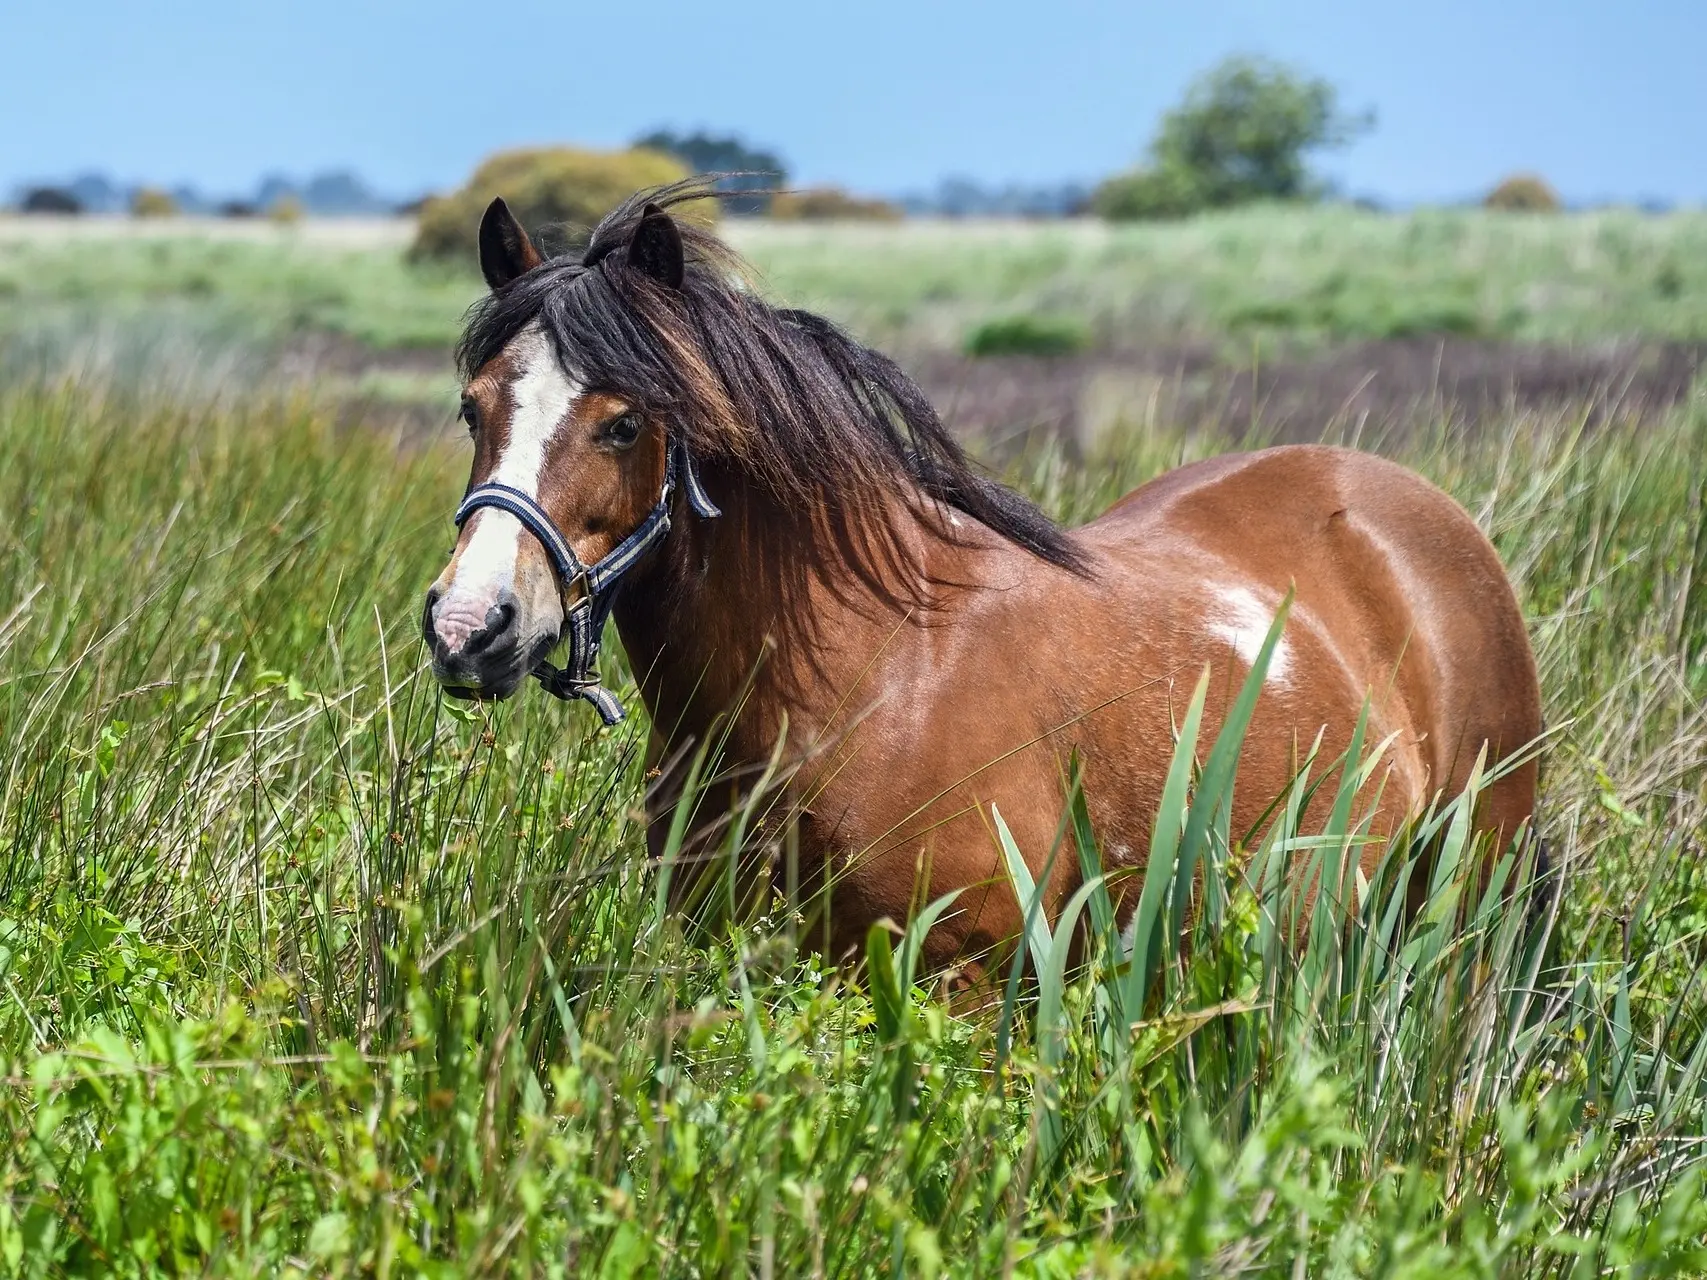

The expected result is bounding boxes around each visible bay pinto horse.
[423,186,1541,980]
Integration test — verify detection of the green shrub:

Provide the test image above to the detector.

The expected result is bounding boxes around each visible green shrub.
[1227,290,1492,339]
[1370,298,1485,338]
[1224,298,1309,329]
[965,314,1089,357]
[1090,164,1207,221]
[267,194,304,225]
[129,187,178,218]
[408,145,706,265]
[1485,173,1561,212]
[769,186,903,221]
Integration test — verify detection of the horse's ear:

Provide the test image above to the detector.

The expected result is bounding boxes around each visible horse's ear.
[627,202,684,289]
[478,197,542,290]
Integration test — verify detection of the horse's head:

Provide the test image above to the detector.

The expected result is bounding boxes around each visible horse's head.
[423,197,688,700]
[423,184,1084,708]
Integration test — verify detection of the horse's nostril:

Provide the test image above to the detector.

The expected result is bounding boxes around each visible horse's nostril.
[463,600,517,658]
[422,587,444,648]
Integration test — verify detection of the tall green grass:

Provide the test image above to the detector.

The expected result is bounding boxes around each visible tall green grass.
[0,377,1704,1275]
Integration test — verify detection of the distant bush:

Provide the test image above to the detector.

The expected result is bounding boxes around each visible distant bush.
[1484,174,1561,212]
[268,195,305,225]
[409,146,702,265]
[769,187,903,222]
[20,186,82,215]
[1096,56,1372,221]
[130,187,178,218]
[1090,166,1206,221]
[1226,285,1494,340]
[218,200,258,218]
[964,314,1089,358]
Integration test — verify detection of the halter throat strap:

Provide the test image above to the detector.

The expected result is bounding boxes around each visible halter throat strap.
[452,436,719,725]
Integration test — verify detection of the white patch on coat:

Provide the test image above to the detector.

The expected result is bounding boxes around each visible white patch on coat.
[435,325,582,652]
[1207,585,1292,686]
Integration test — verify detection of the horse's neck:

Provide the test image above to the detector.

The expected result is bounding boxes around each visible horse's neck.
[612,464,938,758]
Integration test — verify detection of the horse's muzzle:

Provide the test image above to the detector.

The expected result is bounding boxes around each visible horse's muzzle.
[423,585,531,700]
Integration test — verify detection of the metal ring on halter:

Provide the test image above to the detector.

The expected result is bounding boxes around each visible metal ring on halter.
[452,437,719,725]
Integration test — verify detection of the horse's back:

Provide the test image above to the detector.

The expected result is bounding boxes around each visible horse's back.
[1082,444,1540,845]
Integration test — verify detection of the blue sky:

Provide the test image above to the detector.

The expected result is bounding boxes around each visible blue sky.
[4,0,1703,204]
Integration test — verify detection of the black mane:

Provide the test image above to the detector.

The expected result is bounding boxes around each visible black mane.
[457,181,1088,575]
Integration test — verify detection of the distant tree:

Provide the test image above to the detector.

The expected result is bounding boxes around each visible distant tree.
[1483,173,1560,212]
[905,177,1090,218]
[69,172,123,213]
[169,185,213,215]
[255,175,297,211]
[632,129,787,214]
[20,186,82,214]
[1095,56,1372,220]
[301,170,386,216]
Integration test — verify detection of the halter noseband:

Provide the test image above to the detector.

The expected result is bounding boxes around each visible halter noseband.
[453,436,720,725]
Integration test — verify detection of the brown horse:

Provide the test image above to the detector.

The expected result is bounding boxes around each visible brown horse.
[423,187,1541,977]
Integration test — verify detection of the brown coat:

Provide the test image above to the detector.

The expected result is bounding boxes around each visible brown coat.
[617,443,1539,974]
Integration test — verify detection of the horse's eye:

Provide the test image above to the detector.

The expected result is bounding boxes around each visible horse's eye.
[459,399,479,434]
[604,413,642,449]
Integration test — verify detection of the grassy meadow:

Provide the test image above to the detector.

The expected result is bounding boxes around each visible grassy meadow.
[0,209,1705,1275]
[5,206,1707,362]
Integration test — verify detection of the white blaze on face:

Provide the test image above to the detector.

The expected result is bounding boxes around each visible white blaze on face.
[433,324,584,654]
[1207,585,1292,686]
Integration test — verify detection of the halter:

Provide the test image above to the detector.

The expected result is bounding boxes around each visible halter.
[453,436,720,725]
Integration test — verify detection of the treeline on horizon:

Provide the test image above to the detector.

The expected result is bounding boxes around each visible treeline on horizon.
[6,57,1684,223]
[6,154,1095,222]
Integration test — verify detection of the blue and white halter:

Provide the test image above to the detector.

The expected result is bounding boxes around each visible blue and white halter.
[453,437,720,725]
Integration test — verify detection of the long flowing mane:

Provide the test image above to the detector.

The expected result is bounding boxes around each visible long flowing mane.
[457,182,1088,575]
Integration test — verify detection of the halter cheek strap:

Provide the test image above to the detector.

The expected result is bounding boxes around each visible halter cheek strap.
[452,437,719,726]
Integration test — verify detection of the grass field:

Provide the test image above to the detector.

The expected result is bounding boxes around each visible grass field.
[5,207,1707,361]
[1,213,1706,1274]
